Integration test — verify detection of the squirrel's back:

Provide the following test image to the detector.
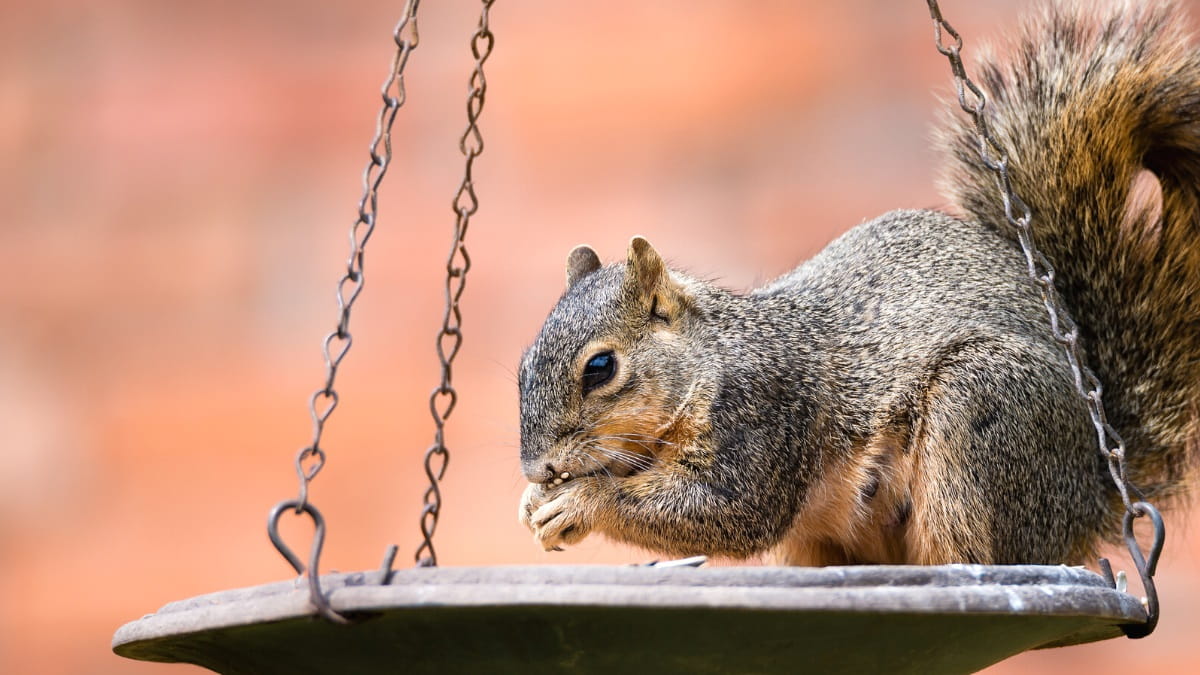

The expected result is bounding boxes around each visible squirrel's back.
[938,0,1200,507]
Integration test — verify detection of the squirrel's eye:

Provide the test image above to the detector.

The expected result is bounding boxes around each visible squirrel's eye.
[582,351,616,394]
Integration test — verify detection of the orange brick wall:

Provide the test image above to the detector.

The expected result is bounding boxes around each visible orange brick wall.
[1,1,1197,673]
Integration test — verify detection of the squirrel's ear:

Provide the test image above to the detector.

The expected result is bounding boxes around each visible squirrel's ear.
[627,236,666,291]
[566,245,602,289]
[625,236,689,320]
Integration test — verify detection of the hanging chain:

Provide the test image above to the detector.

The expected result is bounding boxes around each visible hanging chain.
[266,0,423,623]
[925,0,1163,638]
[414,0,497,568]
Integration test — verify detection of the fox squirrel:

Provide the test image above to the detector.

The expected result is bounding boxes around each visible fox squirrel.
[516,0,1200,566]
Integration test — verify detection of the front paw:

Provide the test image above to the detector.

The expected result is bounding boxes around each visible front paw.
[519,480,597,552]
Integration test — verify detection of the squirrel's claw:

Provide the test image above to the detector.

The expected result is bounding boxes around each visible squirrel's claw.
[520,481,595,552]
[518,482,544,530]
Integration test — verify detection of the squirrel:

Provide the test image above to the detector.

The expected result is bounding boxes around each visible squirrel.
[516,0,1200,566]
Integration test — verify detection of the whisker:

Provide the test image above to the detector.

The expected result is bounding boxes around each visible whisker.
[591,443,656,463]
[589,444,656,472]
[656,379,702,436]
[581,452,618,484]
[590,434,674,453]
[594,431,671,444]
[490,358,520,385]
[589,450,644,475]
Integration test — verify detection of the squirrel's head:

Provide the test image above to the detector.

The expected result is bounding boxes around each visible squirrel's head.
[518,236,710,485]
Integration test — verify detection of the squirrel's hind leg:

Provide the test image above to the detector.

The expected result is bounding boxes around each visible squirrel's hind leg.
[904,339,1106,566]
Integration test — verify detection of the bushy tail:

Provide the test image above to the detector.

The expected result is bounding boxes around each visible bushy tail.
[938,0,1200,508]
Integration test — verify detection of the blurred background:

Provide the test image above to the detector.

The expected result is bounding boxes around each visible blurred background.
[1,0,1198,672]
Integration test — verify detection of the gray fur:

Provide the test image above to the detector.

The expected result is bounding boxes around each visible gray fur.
[517,0,1200,564]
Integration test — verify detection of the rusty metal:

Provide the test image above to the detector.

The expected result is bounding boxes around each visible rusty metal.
[924,0,1163,638]
[267,0,423,622]
[414,0,497,568]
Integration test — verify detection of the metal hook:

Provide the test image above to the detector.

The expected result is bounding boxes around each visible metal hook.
[267,499,351,624]
[1119,501,1164,638]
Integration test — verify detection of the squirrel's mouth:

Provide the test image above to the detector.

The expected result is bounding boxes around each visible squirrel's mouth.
[550,440,657,484]
[539,428,664,485]
[553,459,650,485]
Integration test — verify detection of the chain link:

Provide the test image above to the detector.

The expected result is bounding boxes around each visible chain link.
[266,0,423,623]
[924,0,1163,637]
[414,0,496,568]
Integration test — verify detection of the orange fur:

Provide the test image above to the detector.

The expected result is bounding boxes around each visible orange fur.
[775,426,916,565]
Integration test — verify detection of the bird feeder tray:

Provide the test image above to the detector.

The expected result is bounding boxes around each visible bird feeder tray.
[112,563,1146,675]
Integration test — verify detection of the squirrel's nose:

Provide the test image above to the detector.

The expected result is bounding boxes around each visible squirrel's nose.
[522,461,557,484]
